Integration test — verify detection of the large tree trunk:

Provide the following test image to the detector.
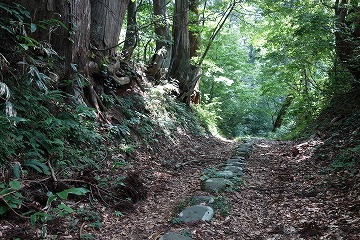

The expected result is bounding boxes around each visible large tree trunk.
[169,0,191,104]
[334,0,360,81]
[13,0,130,114]
[122,0,138,60]
[12,0,91,108]
[146,0,172,82]
[189,0,200,58]
[189,0,201,104]
[14,0,91,79]
[272,96,294,132]
[90,0,130,56]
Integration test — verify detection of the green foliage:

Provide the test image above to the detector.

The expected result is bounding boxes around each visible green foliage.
[0,3,30,37]
[180,229,192,238]
[212,196,231,217]
[171,197,192,223]
[0,180,24,214]
[331,145,360,171]
[200,167,219,181]
[193,0,340,138]
[56,188,90,200]
[193,97,222,135]
[146,84,206,136]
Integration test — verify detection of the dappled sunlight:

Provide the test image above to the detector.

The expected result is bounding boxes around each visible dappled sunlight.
[257,143,271,148]
[291,139,324,163]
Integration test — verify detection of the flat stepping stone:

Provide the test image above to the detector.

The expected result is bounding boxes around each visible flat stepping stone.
[234,151,250,157]
[224,166,243,175]
[216,170,234,178]
[202,178,231,192]
[191,196,214,205]
[178,205,214,223]
[226,161,244,168]
[237,145,251,152]
[160,232,192,240]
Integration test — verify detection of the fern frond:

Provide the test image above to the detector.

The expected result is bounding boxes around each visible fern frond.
[0,53,9,72]
[0,82,11,100]
[5,101,17,117]
[28,65,51,92]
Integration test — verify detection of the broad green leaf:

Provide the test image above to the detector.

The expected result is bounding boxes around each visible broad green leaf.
[13,163,21,179]
[46,192,57,205]
[56,187,89,200]
[19,43,29,50]
[0,206,8,215]
[57,203,74,213]
[9,180,21,190]
[0,188,12,195]
[30,23,37,33]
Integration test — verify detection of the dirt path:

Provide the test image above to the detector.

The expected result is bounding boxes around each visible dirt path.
[93,138,360,239]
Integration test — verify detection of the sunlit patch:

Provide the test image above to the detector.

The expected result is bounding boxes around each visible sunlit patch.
[154,171,172,181]
[292,139,324,162]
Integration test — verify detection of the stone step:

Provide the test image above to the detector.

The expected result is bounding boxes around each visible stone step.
[215,170,234,178]
[178,205,214,223]
[202,178,231,192]
[223,165,243,175]
[226,161,244,168]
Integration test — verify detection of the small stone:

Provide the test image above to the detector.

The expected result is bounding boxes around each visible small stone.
[216,170,234,178]
[191,196,214,205]
[178,205,214,223]
[202,178,231,192]
[224,166,243,175]
[160,232,192,240]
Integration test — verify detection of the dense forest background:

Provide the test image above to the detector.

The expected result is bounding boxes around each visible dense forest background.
[0,0,359,238]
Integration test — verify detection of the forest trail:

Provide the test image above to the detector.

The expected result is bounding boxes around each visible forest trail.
[93,138,360,240]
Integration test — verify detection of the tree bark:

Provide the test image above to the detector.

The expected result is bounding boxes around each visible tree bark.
[272,96,294,132]
[122,0,138,60]
[189,0,201,104]
[146,0,172,82]
[90,0,130,56]
[189,0,200,58]
[13,0,131,114]
[334,0,360,81]
[169,0,191,103]
[14,0,91,79]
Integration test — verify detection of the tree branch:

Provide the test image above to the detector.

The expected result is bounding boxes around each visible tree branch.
[198,0,236,66]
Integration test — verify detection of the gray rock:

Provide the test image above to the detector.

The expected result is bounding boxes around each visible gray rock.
[191,196,214,205]
[160,232,192,240]
[178,205,214,223]
[234,145,252,157]
[226,161,244,168]
[237,145,251,152]
[216,170,234,178]
[202,178,231,192]
[224,166,243,175]
[234,151,250,157]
